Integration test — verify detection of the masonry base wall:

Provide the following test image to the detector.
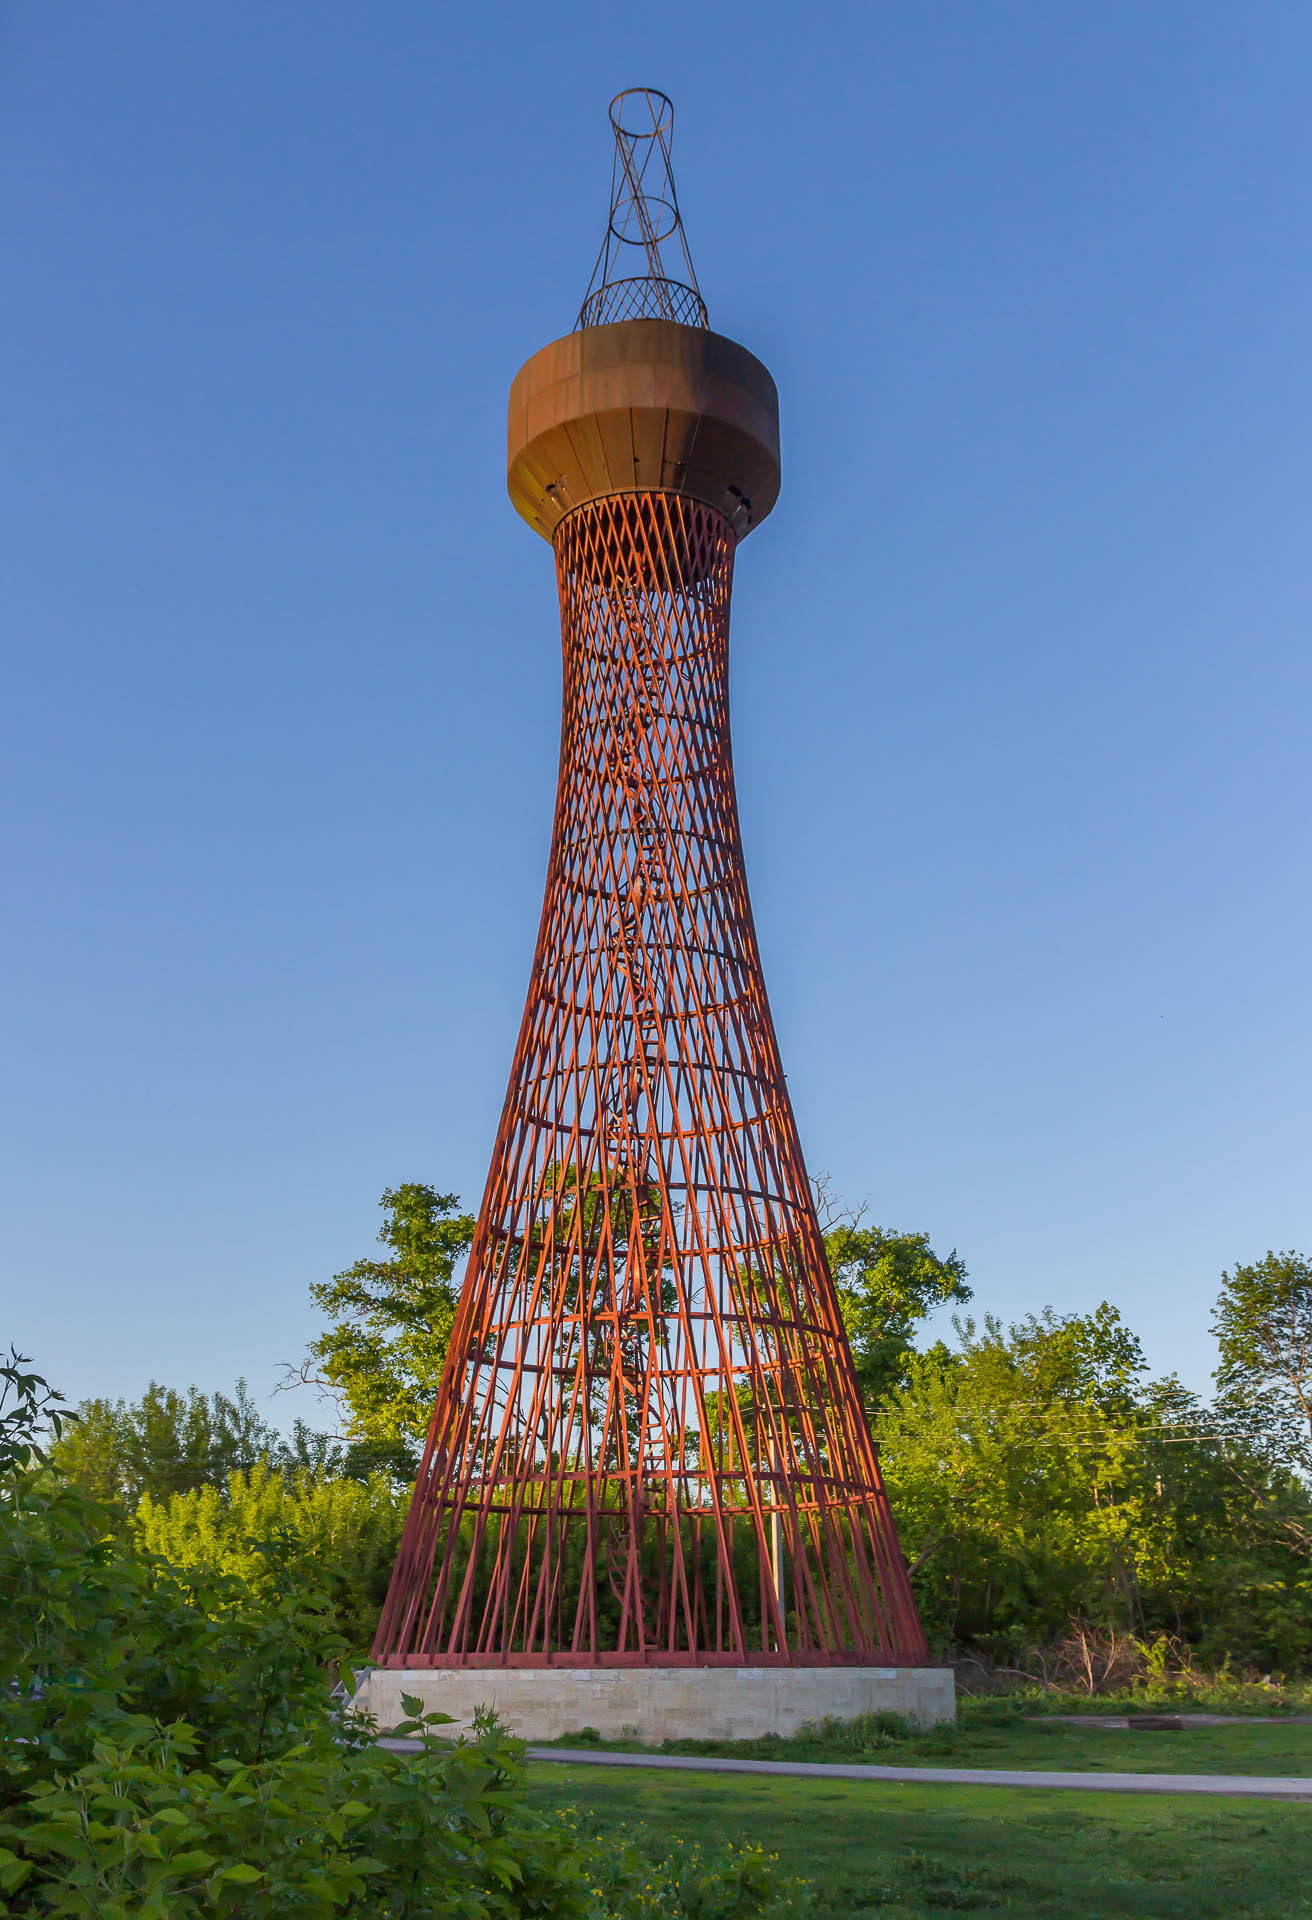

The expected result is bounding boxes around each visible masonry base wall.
[353,1665,956,1742]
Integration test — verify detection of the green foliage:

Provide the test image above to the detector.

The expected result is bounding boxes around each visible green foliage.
[0,1349,74,1475]
[876,1302,1312,1670]
[0,1705,626,1919]
[302,1184,476,1475]
[0,1362,803,1919]
[135,1463,405,1654]
[50,1378,334,1507]
[879,1304,1152,1645]
[822,1222,970,1408]
[1212,1248,1312,1476]
[566,1815,813,1918]
[1134,1375,1312,1667]
[1,1485,346,1786]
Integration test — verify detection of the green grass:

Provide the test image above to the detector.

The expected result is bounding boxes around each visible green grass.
[971,1679,1312,1718]
[525,1763,1312,1918]
[541,1705,1312,1776]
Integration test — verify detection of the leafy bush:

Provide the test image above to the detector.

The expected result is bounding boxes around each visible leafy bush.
[1,1709,594,1919]
[135,1462,404,1655]
[0,1353,809,1918]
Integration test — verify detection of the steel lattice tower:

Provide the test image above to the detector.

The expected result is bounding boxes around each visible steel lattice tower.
[374,90,928,1671]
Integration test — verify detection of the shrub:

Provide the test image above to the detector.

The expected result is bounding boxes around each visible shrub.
[0,1353,808,1918]
[135,1462,404,1655]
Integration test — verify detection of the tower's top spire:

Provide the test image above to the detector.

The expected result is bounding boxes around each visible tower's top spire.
[577,88,707,331]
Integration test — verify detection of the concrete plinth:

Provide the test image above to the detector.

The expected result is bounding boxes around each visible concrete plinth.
[352,1664,955,1743]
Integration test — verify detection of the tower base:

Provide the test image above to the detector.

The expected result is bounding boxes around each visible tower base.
[353,1664,955,1743]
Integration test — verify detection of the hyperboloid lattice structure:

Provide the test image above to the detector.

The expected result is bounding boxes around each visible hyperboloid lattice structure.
[374,90,928,1670]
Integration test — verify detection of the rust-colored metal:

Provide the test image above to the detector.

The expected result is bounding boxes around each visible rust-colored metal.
[372,96,929,1671]
[578,88,706,330]
[505,319,781,542]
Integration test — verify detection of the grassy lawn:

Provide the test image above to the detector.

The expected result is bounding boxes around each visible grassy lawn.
[525,1762,1312,1918]
[539,1705,1312,1776]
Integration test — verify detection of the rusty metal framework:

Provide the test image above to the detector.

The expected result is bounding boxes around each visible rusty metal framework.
[374,490,928,1668]
[578,88,708,331]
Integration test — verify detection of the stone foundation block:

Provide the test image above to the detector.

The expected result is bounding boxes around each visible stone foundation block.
[352,1664,955,1742]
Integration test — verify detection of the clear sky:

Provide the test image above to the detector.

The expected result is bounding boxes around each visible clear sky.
[3,3,1309,1416]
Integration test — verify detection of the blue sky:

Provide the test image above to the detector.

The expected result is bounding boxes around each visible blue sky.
[3,3,1309,1415]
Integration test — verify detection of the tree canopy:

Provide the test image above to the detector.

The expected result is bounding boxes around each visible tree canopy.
[1212,1249,1312,1476]
[297,1183,476,1475]
[823,1220,971,1409]
[50,1379,331,1506]
[877,1300,1312,1671]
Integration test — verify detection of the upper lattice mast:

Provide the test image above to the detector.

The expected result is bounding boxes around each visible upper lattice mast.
[578,87,707,329]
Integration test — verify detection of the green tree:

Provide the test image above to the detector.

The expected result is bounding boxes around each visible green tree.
[878,1298,1312,1668]
[1212,1249,1312,1477]
[52,1379,301,1505]
[822,1218,970,1410]
[1135,1373,1312,1671]
[295,1184,476,1475]
[877,1305,1156,1649]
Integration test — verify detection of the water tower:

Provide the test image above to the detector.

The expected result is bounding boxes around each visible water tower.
[362,90,949,1739]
